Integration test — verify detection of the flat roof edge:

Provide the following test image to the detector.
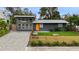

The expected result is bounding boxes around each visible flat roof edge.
[33,20,68,23]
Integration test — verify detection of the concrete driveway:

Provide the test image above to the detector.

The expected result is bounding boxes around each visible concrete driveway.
[0,31,31,51]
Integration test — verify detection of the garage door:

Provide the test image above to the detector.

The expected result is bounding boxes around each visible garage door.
[16,23,31,31]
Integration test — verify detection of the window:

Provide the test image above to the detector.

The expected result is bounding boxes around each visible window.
[58,24,63,27]
[22,27,24,29]
[30,19,33,22]
[22,18,27,22]
[30,24,32,28]
[22,24,24,26]
[40,23,43,28]
[19,18,22,20]
[18,24,21,26]
[22,19,25,21]
[30,24,32,26]
[18,27,21,29]
[26,24,28,27]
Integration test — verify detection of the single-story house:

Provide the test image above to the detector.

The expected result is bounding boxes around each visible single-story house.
[33,20,68,31]
[14,15,35,31]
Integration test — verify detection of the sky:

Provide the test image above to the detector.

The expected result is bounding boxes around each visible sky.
[1,7,79,19]
[28,7,79,18]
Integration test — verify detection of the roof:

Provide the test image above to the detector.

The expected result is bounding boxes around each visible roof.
[33,20,68,23]
[14,15,35,17]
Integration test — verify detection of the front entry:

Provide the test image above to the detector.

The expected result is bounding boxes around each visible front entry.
[36,23,40,31]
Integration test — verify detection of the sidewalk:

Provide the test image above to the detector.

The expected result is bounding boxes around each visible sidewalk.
[26,47,79,51]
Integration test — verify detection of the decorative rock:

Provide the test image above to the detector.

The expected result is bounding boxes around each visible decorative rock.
[52,34,59,36]
[32,32,38,36]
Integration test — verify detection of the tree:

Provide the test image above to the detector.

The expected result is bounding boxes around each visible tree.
[6,7,23,15]
[65,14,79,26]
[14,7,23,15]
[39,7,60,19]
[39,7,47,19]
[6,7,35,23]
[23,8,35,16]
[64,14,79,31]
[6,7,15,15]
[6,7,23,24]
[24,8,29,15]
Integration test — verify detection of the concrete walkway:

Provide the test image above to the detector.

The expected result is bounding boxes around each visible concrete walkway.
[0,31,31,51]
[26,47,79,51]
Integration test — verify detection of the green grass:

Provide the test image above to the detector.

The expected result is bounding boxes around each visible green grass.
[38,31,79,36]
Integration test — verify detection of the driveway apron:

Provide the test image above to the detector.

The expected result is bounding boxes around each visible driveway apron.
[0,31,31,51]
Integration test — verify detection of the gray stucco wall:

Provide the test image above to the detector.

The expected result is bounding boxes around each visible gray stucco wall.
[15,17,34,31]
[33,23,67,31]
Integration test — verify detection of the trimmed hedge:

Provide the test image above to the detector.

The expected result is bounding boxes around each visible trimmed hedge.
[30,40,45,46]
[30,40,79,46]
[0,29,9,37]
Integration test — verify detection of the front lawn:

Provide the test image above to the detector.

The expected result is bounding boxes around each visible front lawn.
[29,31,79,46]
[29,36,79,46]
[38,31,79,36]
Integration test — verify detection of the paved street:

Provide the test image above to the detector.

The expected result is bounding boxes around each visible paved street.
[0,31,31,51]
[26,47,79,51]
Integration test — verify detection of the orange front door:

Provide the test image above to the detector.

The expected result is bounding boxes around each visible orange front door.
[36,23,40,31]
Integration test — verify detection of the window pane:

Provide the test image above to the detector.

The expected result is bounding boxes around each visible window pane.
[18,24,21,26]
[58,24,63,27]
[40,23,43,28]
[22,24,24,26]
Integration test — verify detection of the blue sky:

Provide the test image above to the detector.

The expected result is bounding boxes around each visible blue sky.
[28,7,79,18]
[58,7,79,15]
[1,7,79,19]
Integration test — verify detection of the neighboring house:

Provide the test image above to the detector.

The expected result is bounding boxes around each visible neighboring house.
[76,26,79,31]
[14,15,35,31]
[33,20,68,31]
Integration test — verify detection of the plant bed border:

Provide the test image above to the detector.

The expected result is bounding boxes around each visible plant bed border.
[28,35,79,47]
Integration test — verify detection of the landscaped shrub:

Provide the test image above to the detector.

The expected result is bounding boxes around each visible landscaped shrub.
[30,40,38,46]
[60,27,67,31]
[60,41,68,46]
[49,29,54,32]
[30,40,79,46]
[30,40,44,46]
[54,28,60,31]
[70,41,79,46]
[0,19,9,37]
[37,40,44,46]
[52,41,60,46]
[54,27,67,31]
[0,29,9,37]
[45,42,52,46]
